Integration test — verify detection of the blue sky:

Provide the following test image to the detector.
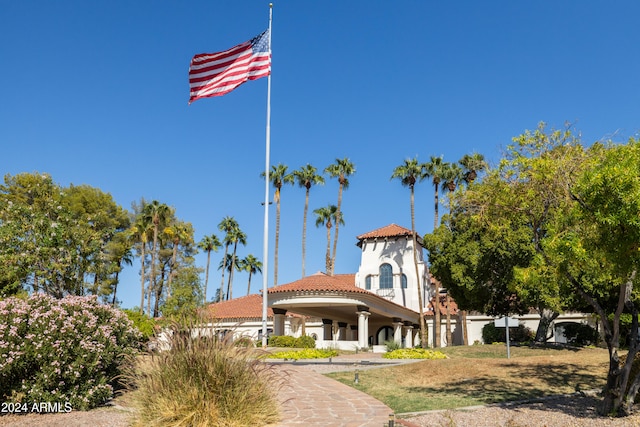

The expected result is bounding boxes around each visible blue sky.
[2,1,639,309]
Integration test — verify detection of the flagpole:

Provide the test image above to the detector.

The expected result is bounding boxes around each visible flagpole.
[261,3,273,348]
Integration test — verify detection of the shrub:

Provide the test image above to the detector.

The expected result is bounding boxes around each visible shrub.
[123,309,157,342]
[268,348,338,360]
[0,294,141,410]
[268,335,297,348]
[295,335,316,348]
[383,348,447,359]
[384,339,401,352]
[482,322,534,344]
[126,320,280,426]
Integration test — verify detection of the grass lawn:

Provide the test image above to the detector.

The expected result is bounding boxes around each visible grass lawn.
[326,344,611,414]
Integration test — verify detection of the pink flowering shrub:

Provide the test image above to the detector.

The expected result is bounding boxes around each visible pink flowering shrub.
[0,294,141,410]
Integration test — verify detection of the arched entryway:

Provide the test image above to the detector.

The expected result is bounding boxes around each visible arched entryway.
[376,326,394,345]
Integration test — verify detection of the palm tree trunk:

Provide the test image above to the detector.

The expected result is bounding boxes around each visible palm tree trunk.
[446,292,452,346]
[139,242,146,314]
[149,224,159,316]
[410,186,428,349]
[325,223,332,274]
[433,184,440,230]
[331,183,343,275]
[220,244,229,300]
[302,188,310,277]
[247,271,252,296]
[203,249,211,304]
[167,244,178,299]
[112,260,122,306]
[462,310,469,345]
[227,242,238,301]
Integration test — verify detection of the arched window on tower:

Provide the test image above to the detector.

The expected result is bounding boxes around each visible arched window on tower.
[380,263,393,289]
[401,274,408,289]
[365,275,372,290]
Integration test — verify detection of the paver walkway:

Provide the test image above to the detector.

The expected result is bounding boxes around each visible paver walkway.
[269,353,418,427]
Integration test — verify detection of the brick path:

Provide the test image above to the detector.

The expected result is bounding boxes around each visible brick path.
[270,353,418,427]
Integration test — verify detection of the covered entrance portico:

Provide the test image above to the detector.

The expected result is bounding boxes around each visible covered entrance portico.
[267,273,421,351]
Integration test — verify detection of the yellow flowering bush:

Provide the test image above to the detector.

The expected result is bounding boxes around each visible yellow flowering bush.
[383,348,447,359]
[268,348,338,360]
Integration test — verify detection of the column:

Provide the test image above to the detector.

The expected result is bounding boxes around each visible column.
[357,310,370,349]
[272,308,287,336]
[393,318,403,347]
[403,322,413,348]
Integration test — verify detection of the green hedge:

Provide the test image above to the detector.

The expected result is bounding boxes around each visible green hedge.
[268,335,316,348]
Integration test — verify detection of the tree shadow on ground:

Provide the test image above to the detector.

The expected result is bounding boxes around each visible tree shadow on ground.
[404,362,607,419]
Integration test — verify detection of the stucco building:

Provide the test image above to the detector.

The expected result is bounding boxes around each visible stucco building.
[206,224,592,350]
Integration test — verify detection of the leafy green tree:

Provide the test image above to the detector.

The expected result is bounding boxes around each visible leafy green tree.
[161,264,204,319]
[293,164,325,277]
[262,164,293,285]
[198,234,221,303]
[556,138,640,415]
[324,158,355,275]
[0,173,130,299]
[313,205,343,274]
[425,123,640,416]
[391,157,428,348]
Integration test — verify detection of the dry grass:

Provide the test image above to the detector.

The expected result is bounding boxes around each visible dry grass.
[327,344,610,413]
[123,323,282,427]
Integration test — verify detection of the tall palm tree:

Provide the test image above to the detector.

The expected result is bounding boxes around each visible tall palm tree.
[198,234,221,304]
[422,156,446,231]
[391,157,428,348]
[240,254,262,296]
[142,200,172,316]
[164,221,194,295]
[218,216,238,301]
[439,162,463,347]
[422,156,446,347]
[107,231,134,306]
[262,164,293,286]
[130,213,153,315]
[324,158,355,275]
[459,152,487,184]
[225,226,247,301]
[218,254,237,300]
[441,163,464,211]
[293,164,325,277]
[314,205,343,274]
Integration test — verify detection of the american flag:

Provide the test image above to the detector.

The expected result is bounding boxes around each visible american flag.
[188,30,271,103]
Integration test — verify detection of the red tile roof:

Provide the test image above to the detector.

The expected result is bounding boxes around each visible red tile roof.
[206,294,273,320]
[356,223,413,240]
[268,272,366,294]
[356,224,424,247]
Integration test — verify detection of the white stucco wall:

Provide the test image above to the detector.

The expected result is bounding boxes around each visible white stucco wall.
[355,237,430,313]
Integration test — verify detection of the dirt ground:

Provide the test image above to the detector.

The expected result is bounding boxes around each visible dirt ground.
[3,396,640,427]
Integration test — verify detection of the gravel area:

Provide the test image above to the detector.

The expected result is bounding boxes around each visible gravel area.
[402,394,640,427]
[0,404,133,427]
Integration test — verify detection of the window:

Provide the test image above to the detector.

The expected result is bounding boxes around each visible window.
[380,263,393,289]
[401,274,408,289]
[365,275,372,290]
